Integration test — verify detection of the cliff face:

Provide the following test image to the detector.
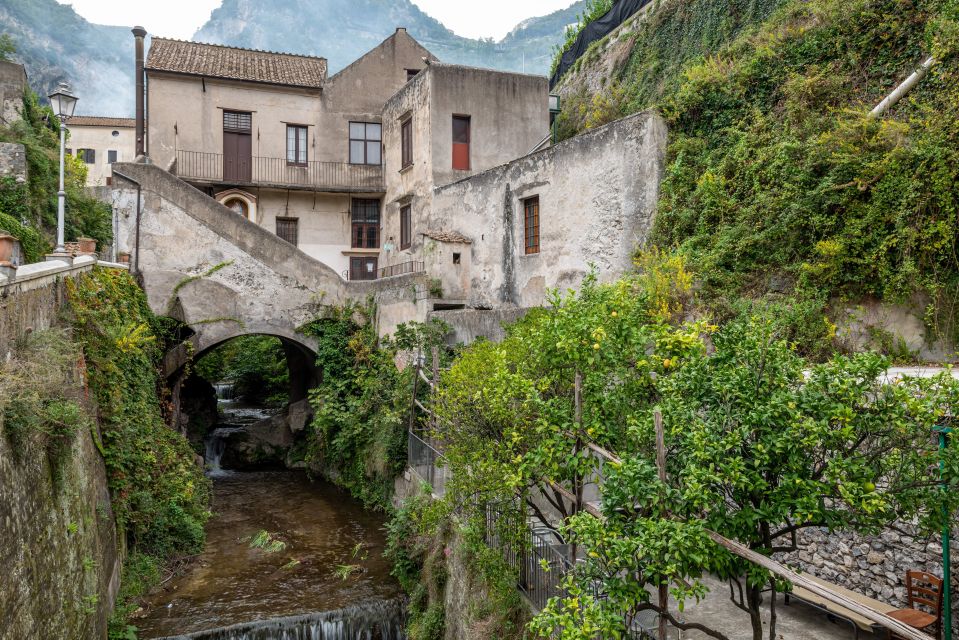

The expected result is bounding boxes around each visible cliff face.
[193,0,588,75]
[0,0,586,118]
[0,0,132,117]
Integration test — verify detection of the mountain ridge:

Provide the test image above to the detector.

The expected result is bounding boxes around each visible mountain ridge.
[0,0,582,116]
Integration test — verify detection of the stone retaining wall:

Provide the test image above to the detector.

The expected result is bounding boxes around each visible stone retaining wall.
[782,525,958,636]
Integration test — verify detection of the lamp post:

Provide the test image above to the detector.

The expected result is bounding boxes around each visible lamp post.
[47,82,78,256]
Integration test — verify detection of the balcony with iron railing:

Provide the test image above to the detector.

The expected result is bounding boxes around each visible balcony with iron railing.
[174,150,385,193]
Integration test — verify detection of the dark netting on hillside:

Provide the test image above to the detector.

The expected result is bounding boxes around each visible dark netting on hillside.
[550,0,654,89]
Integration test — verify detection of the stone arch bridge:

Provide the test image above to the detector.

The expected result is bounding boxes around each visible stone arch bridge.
[110,162,421,396]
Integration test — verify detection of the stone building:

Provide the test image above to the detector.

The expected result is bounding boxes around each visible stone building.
[65,116,136,186]
[131,28,666,333]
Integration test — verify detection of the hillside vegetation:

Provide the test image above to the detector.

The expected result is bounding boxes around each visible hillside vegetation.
[556,0,959,357]
[0,88,112,260]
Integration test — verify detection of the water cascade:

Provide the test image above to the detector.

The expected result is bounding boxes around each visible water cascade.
[154,600,406,640]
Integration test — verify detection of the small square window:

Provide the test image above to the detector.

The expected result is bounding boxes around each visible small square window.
[453,252,461,265]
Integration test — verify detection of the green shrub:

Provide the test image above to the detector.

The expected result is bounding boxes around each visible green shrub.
[0,89,112,255]
[301,304,449,510]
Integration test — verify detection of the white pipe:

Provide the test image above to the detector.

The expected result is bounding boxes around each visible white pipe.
[869,56,935,118]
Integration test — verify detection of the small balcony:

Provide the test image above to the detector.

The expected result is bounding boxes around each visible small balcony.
[174,150,385,193]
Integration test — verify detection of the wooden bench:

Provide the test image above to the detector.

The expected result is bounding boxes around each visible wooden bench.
[785,573,899,638]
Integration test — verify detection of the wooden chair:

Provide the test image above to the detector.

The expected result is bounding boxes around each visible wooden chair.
[889,570,944,640]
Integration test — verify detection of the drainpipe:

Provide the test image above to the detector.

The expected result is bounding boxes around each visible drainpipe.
[133,26,147,158]
[112,169,141,275]
[869,56,935,118]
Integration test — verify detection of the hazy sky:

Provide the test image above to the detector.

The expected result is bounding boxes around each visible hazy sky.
[58,0,575,40]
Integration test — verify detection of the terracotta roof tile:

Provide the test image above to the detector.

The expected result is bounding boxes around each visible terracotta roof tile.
[146,38,327,88]
[421,229,472,244]
[67,116,136,127]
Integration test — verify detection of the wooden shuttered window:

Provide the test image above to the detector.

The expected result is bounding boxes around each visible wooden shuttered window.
[401,118,413,168]
[276,217,299,246]
[524,196,540,255]
[452,115,470,170]
[400,204,412,250]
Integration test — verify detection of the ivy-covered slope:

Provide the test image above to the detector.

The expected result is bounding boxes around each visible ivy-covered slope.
[555,0,959,356]
[65,268,211,638]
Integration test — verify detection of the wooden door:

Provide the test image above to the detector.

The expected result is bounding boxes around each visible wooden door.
[223,111,252,182]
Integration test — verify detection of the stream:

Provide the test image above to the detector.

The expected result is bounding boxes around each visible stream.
[134,385,404,639]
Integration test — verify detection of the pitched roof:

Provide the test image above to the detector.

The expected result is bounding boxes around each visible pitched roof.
[67,116,136,127]
[146,38,327,88]
[421,229,472,244]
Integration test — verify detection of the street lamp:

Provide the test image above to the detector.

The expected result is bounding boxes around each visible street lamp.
[47,82,78,255]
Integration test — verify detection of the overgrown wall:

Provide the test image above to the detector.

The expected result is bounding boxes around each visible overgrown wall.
[0,360,121,640]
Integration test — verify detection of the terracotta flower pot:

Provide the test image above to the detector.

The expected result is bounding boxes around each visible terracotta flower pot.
[76,237,96,254]
[117,252,131,264]
[0,233,19,264]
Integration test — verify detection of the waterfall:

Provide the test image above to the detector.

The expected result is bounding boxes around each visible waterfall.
[215,382,236,401]
[153,599,406,640]
[204,427,244,477]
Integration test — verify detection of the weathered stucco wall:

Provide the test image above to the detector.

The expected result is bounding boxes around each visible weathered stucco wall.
[381,63,549,278]
[430,110,666,309]
[147,73,322,171]
[430,308,531,345]
[319,28,436,165]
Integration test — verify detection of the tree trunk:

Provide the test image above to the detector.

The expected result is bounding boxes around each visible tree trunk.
[746,583,764,640]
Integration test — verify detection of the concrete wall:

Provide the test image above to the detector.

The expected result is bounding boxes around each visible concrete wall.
[427,64,548,189]
[0,60,26,126]
[430,307,531,345]
[66,124,136,186]
[430,110,666,309]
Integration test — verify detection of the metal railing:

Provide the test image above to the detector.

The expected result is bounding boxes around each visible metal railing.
[175,150,385,192]
[484,501,574,611]
[379,260,425,279]
[405,427,656,637]
[408,430,450,497]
